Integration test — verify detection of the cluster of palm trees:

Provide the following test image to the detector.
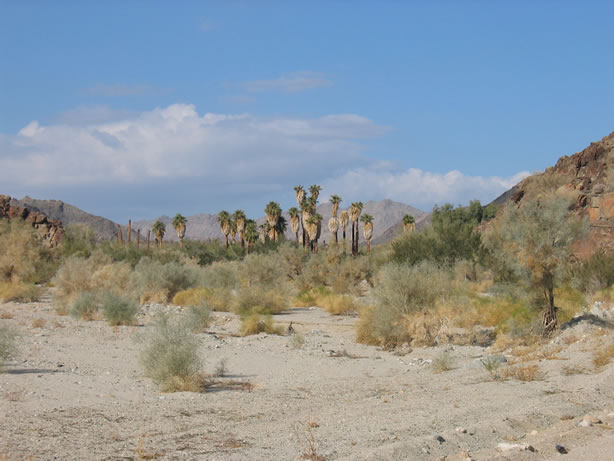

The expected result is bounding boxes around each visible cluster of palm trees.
[220,185,375,255]
[146,186,386,255]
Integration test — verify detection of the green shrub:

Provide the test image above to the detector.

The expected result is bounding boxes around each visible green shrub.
[101,293,138,326]
[238,253,285,289]
[61,223,97,258]
[70,292,99,320]
[358,262,453,346]
[131,257,198,303]
[140,314,205,392]
[0,323,18,367]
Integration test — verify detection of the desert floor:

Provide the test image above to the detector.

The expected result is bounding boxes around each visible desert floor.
[1,292,614,461]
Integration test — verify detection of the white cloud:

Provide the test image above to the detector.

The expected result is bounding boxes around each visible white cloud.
[322,164,530,210]
[0,104,381,187]
[243,71,332,93]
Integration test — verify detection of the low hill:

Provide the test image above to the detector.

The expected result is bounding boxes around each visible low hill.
[491,130,614,256]
[10,196,120,241]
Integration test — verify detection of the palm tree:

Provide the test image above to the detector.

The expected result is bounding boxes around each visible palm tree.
[329,194,342,217]
[301,196,316,252]
[349,202,363,256]
[152,220,166,249]
[340,210,349,244]
[217,210,231,249]
[259,222,269,244]
[361,214,374,255]
[264,201,282,242]
[306,213,323,252]
[275,215,288,240]
[171,213,187,248]
[328,216,339,244]
[229,219,237,244]
[244,219,258,254]
[288,207,301,244]
[309,185,322,203]
[234,210,246,247]
[402,214,416,233]
[294,185,305,207]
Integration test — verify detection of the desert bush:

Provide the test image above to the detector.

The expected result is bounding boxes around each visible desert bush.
[0,219,59,284]
[61,223,97,258]
[173,287,231,312]
[293,289,318,307]
[0,281,42,303]
[213,358,227,377]
[480,356,504,379]
[570,251,614,294]
[500,364,540,382]
[53,254,132,312]
[140,314,205,392]
[315,292,360,315]
[131,257,198,304]
[240,313,284,336]
[356,262,453,346]
[391,203,484,267]
[101,293,138,326]
[296,252,330,291]
[431,351,454,373]
[232,286,288,316]
[70,292,99,320]
[289,333,305,349]
[238,252,285,289]
[185,304,211,333]
[0,323,18,367]
[199,261,239,290]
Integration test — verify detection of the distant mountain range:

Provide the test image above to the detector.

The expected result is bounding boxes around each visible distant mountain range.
[6,196,426,245]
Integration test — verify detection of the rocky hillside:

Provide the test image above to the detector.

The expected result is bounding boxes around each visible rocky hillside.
[10,196,120,241]
[0,195,64,246]
[494,130,614,256]
[135,199,425,244]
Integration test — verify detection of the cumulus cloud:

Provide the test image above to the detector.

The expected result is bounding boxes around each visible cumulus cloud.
[243,71,332,93]
[0,104,382,187]
[322,163,530,210]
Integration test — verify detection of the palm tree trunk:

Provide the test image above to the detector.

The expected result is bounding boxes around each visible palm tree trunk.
[367,240,371,255]
[334,231,338,244]
[127,220,132,244]
[137,229,141,248]
[351,222,355,255]
[146,230,151,250]
[295,231,299,245]
[179,237,183,249]
[225,235,229,249]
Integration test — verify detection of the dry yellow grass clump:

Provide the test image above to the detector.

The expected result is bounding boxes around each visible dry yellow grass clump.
[240,314,284,336]
[593,343,614,369]
[0,282,42,303]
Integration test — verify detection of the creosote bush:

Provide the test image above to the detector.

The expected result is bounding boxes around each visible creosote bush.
[140,314,205,392]
[356,262,453,346]
[101,293,138,326]
[70,291,99,320]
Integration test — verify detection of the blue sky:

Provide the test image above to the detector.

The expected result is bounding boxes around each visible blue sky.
[1,1,614,222]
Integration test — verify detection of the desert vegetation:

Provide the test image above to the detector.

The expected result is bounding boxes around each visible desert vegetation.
[0,183,610,391]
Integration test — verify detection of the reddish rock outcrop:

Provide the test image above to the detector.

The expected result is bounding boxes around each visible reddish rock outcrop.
[496,131,614,258]
[0,194,64,246]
